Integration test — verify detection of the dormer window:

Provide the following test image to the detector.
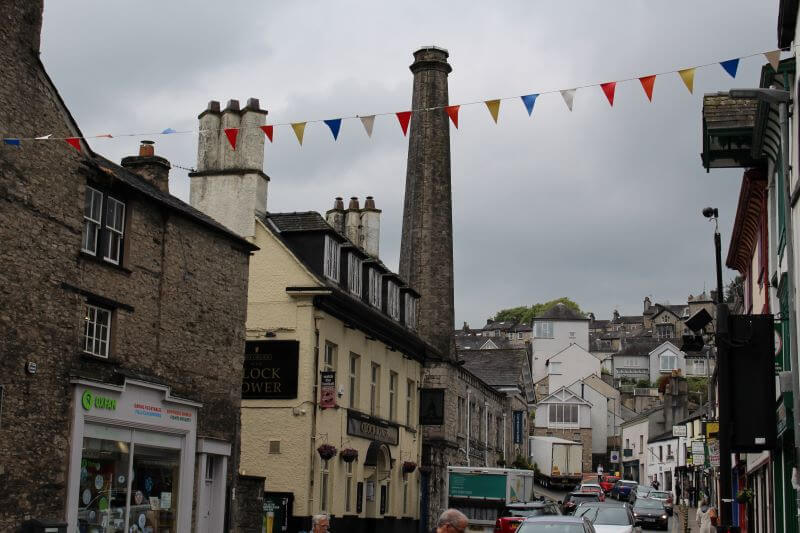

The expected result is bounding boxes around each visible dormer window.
[347,253,362,297]
[368,268,382,309]
[387,281,400,320]
[323,235,340,281]
[405,295,417,330]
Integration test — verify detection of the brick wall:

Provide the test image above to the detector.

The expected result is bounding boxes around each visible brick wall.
[0,2,251,529]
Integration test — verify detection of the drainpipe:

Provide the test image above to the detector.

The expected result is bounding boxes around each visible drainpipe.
[503,413,507,465]
[466,388,471,467]
[309,324,321,512]
[484,401,489,466]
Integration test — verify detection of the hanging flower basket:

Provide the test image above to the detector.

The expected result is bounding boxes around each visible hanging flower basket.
[340,448,359,463]
[317,444,338,461]
[736,488,753,504]
[402,461,417,474]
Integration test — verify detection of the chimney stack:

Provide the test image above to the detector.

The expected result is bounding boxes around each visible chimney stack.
[360,196,381,257]
[121,140,171,193]
[189,98,268,239]
[399,46,455,359]
[345,197,361,246]
[326,197,346,234]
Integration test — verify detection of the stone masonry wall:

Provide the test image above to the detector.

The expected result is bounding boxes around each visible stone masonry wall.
[0,2,251,530]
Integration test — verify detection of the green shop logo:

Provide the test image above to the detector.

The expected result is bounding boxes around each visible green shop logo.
[81,390,116,411]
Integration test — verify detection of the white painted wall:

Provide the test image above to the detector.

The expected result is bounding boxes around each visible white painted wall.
[531,319,589,381]
[567,381,608,454]
[620,418,649,482]
[546,344,601,393]
[612,354,649,381]
[648,342,687,383]
[647,437,678,489]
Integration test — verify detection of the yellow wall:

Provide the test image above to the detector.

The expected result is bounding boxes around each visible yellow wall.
[240,220,423,519]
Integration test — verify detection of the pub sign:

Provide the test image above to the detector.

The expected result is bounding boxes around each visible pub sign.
[243,340,299,399]
[419,388,445,425]
[347,411,399,445]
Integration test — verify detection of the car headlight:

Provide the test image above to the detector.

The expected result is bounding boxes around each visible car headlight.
[662,514,668,519]
[633,512,638,517]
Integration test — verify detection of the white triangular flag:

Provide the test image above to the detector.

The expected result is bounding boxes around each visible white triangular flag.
[764,50,781,71]
[360,115,375,137]
[561,89,576,111]
[35,134,52,140]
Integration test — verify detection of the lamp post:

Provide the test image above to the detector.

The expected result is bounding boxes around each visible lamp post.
[702,206,732,527]
[729,88,800,527]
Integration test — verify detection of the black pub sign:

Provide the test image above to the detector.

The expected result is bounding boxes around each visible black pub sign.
[347,411,399,445]
[243,340,299,399]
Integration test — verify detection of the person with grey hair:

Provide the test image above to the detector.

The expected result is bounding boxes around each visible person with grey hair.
[436,508,468,533]
[311,513,330,533]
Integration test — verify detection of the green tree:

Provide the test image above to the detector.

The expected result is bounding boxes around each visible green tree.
[493,297,584,323]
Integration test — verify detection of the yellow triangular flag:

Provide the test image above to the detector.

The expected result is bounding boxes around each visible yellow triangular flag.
[764,50,781,71]
[678,68,695,94]
[485,99,501,123]
[291,122,306,145]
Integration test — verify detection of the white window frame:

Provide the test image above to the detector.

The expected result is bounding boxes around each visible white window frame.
[370,363,380,416]
[323,235,340,282]
[103,196,125,264]
[84,304,111,358]
[548,403,579,427]
[349,353,359,409]
[348,253,363,297]
[660,351,677,372]
[82,186,103,254]
[535,321,554,338]
[387,281,400,320]
[405,295,417,330]
[323,341,337,372]
[548,362,562,375]
[389,371,398,421]
[368,269,382,309]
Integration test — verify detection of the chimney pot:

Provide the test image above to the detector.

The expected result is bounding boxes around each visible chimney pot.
[139,140,155,157]
[334,197,344,210]
[348,197,360,210]
[364,196,376,209]
[207,100,221,113]
[224,99,240,112]
[245,97,262,111]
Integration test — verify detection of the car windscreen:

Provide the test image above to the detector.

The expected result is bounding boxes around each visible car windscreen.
[635,499,664,510]
[510,507,557,517]
[570,495,599,504]
[575,506,632,525]
[621,481,638,487]
[650,491,670,499]
[517,523,587,533]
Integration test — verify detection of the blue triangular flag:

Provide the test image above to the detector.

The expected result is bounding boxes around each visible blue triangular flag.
[3,138,21,146]
[720,59,739,78]
[521,94,539,116]
[324,119,342,141]
[161,128,176,134]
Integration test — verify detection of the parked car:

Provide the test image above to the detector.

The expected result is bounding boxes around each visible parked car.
[629,485,654,504]
[632,498,669,530]
[578,483,606,502]
[574,502,640,533]
[561,492,602,515]
[609,480,638,501]
[516,516,596,533]
[598,475,619,494]
[647,490,673,515]
[494,501,561,533]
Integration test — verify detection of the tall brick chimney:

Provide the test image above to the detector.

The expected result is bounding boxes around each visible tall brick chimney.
[399,46,455,359]
[189,98,268,238]
[121,141,171,193]
[325,197,346,234]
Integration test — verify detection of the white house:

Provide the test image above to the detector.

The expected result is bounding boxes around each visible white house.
[648,341,687,383]
[546,344,601,393]
[647,432,679,492]
[533,387,594,472]
[620,415,649,483]
[531,304,590,381]
[566,376,621,460]
[612,341,656,383]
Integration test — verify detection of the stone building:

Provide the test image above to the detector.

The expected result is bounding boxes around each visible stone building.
[398,46,533,530]
[0,3,258,531]
[189,93,434,532]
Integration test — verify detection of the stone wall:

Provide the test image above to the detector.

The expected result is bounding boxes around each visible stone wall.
[236,475,266,533]
[532,428,593,473]
[0,2,252,529]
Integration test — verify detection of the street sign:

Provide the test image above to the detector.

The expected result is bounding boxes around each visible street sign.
[610,450,620,462]
[707,440,720,468]
[672,425,687,437]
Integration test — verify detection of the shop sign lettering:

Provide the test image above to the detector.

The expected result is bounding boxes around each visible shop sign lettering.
[81,390,116,411]
[347,412,399,445]
[243,341,299,399]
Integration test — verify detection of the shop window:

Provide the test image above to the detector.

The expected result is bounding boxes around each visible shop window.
[84,304,112,358]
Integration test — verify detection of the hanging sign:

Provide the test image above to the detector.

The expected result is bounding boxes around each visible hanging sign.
[243,341,299,399]
[513,411,524,444]
[673,425,687,437]
[419,388,445,425]
[320,371,337,409]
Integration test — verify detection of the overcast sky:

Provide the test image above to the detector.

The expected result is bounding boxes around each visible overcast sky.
[41,1,779,327]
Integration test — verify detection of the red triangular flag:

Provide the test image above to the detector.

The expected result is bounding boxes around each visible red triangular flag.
[600,82,616,106]
[224,128,239,149]
[260,125,273,142]
[446,106,460,128]
[396,111,412,136]
[66,138,81,152]
[639,75,656,102]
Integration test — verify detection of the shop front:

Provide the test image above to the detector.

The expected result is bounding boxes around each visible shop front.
[66,378,229,533]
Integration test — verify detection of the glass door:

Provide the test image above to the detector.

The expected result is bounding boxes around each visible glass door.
[77,437,131,533]
[129,445,181,533]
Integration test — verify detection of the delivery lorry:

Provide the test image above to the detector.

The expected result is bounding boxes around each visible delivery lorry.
[529,436,583,489]
[445,466,536,533]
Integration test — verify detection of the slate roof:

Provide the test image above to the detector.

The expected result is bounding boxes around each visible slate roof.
[267,211,338,233]
[614,315,644,325]
[651,304,686,319]
[615,340,661,357]
[483,320,517,331]
[513,321,533,332]
[455,336,512,350]
[92,157,257,250]
[590,319,611,330]
[536,303,588,321]
[703,93,759,130]
[457,349,529,388]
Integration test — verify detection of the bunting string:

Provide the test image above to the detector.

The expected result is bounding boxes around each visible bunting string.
[2,46,790,149]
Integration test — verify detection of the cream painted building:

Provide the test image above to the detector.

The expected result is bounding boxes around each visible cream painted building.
[188,99,433,532]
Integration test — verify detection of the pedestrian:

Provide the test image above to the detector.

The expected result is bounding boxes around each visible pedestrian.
[311,514,330,533]
[675,481,682,504]
[435,509,468,533]
[652,478,660,490]
[597,464,604,484]
[696,498,717,533]
[688,484,696,507]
